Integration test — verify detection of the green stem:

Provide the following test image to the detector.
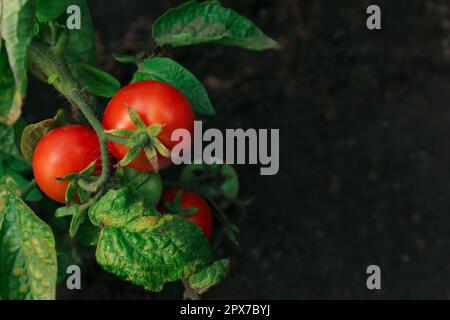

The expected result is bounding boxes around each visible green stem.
[202,194,239,236]
[181,278,201,300]
[51,29,69,56]
[79,188,104,212]
[19,179,37,199]
[205,195,239,248]
[68,92,110,192]
[28,39,110,194]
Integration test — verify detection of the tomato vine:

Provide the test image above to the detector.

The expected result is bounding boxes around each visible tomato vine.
[0,0,280,300]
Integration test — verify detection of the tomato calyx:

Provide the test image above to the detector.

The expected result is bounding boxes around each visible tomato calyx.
[57,160,97,203]
[105,107,170,172]
[190,164,231,196]
[161,190,199,217]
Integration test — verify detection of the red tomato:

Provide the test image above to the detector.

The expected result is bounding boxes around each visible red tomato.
[33,125,102,203]
[102,80,195,172]
[159,189,213,239]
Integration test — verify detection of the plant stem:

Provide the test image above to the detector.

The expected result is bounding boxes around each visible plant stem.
[79,188,104,212]
[68,92,110,192]
[205,195,240,249]
[181,278,201,300]
[28,40,110,193]
[19,179,37,199]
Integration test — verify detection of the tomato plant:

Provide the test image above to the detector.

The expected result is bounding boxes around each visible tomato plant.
[0,0,279,300]
[159,189,214,239]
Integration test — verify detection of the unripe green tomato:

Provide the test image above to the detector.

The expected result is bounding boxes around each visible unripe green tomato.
[118,167,163,206]
[180,163,239,200]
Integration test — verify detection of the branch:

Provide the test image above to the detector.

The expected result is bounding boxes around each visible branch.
[181,278,201,300]
[28,40,111,194]
[19,179,37,199]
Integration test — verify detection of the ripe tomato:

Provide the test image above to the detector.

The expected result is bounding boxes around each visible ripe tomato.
[159,189,213,239]
[33,125,102,203]
[102,80,195,172]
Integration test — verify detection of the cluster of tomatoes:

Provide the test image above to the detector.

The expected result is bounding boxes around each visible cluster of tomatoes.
[33,80,217,238]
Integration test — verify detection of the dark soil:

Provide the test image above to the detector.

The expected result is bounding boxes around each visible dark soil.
[24,0,450,299]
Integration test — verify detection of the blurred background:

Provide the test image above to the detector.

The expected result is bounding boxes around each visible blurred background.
[24,0,450,299]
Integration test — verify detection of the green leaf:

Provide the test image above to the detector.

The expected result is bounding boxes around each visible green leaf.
[0,121,31,202]
[76,64,121,98]
[88,188,158,229]
[5,156,30,173]
[64,0,96,66]
[132,57,215,116]
[0,47,16,124]
[0,183,57,299]
[189,259,230,294]
[89,188,213,291]
[0,0,37,124]
[0,123,23,161]
[113,52,145,65]
[20,109,65,163]
[0,176,18,191]
[60,0,99,102]
[153,0,280,51]
[36,0,69,22]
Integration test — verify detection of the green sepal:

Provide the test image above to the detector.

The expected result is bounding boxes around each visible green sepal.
[224,224,240,247]
[147,123,163,137]
[119,145,142,167]
[77,188,91,203]
[69,209,86,238]
[105,129,135,138]
[152,137,171,158]
[55,205,78,218]
[112,51,146,66]
[162,190,198,217]
[79,160,97,176]
[127,107,146,129]
[179,207,199,217]
[143,146,159,171]
[65,181,77,203]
